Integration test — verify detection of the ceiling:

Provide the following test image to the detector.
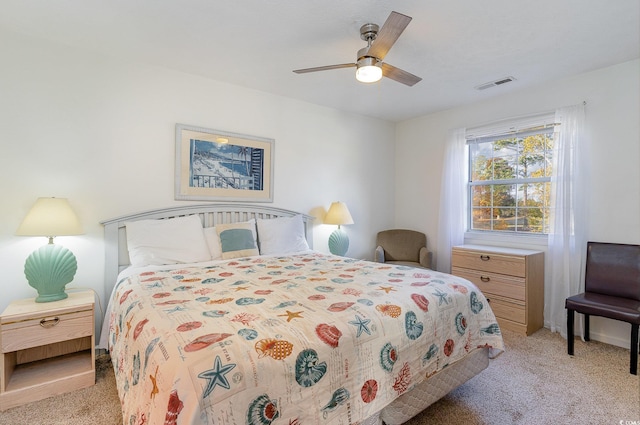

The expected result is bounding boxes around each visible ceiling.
[1,1,638,122]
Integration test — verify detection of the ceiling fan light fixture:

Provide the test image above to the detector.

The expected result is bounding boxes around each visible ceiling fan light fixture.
[293,12,420,87]
[356,57,382,83]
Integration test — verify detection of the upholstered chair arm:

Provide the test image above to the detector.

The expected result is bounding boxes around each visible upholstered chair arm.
[375,246,385,263]
[419,247,433,269]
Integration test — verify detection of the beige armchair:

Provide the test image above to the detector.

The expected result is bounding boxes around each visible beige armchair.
[374,229,432,269]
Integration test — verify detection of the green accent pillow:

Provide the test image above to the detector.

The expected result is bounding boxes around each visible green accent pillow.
[216,220,259,259]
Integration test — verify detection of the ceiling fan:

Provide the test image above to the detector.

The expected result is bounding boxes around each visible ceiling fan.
[293,11,422,87]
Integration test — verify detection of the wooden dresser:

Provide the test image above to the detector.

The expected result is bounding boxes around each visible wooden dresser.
[451,244,544,335]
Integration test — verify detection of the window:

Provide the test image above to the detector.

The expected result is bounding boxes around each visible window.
[467,125,555,234]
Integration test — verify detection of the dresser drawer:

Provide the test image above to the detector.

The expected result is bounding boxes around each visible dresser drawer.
[452,248,525,277]
[486,295,526,324]
[452,267,526,301]
[1,310,93,353]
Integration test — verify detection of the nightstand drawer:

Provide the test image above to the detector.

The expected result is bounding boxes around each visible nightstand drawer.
[452,248,525,277]
[452,267,525,301]
[1,310,93,353]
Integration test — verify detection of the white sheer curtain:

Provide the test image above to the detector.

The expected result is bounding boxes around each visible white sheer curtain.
[545,103,588,337]
[436,128,467,273]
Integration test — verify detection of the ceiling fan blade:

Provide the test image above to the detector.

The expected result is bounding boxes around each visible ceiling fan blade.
[367,11,412,60]
[293,63,356,74]
[381,63,422,86]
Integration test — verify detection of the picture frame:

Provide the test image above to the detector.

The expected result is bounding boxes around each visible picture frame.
[175,124,274,202]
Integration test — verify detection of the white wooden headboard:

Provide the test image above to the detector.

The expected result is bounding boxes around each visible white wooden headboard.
[100,204,314,298]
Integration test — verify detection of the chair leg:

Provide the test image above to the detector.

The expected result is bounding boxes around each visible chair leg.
[567,309,575,355]
[584,314,590,342]
[631,324,638,375]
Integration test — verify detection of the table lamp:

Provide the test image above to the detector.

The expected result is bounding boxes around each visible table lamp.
[15,197,83,302]
[325,201,354,256]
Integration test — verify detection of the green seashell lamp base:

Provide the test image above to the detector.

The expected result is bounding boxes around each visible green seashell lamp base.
[328,227,350,256]
[34,289,69,303]
[24,243,77,303]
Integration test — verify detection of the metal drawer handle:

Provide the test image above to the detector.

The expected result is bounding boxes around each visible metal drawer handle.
[480,276,490,282]
[39,317,60,328]
[480,255,490,261]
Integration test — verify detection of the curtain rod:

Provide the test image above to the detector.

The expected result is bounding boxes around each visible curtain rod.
[466,122,560,141]
[465,102,586,140]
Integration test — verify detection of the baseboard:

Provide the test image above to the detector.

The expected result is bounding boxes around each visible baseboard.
[544,323,631,350]
[588,331,630,349]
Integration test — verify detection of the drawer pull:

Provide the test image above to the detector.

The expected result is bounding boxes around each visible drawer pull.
[480,276,491,282]
[480,255,490,261]
[39,317,60,328]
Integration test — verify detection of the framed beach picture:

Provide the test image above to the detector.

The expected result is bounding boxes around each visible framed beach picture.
[175,124,274,202]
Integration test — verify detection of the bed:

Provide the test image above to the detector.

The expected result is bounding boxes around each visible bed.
[99,204,504,425]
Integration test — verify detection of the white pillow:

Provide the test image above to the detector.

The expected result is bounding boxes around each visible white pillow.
[203,227,223,260]
[216,219,259,259]
[256,215,310,255]
[126,214,211,267]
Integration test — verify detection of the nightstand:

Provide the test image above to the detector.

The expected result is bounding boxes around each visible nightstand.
[0,290,95,411]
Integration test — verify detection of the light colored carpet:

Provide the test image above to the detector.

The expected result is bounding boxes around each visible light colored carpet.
[1,328,638,424]
[406,328,639,424]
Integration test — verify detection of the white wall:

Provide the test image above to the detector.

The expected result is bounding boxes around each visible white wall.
[0,31,396,336]
[396,59,640,348]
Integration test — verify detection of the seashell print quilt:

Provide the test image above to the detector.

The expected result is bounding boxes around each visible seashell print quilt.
[105,252,504,425]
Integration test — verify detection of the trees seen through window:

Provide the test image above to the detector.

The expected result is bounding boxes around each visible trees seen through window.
[469,129,554,234]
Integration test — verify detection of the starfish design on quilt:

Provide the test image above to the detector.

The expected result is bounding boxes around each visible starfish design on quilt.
[198,355,237,399]
[432,288,450,305]
[348,315,371,337]
[234,286,249,291]
[378,286,396,294]
[149,365,160,399]
[278,310,304,322]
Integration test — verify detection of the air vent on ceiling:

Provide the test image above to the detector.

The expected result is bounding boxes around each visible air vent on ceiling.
[475,76,516,91]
